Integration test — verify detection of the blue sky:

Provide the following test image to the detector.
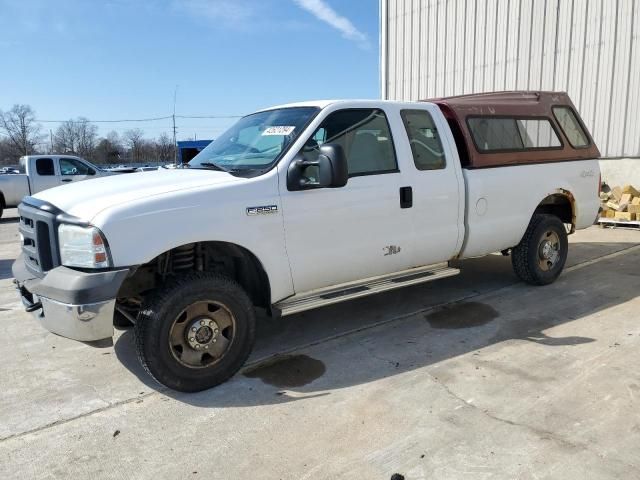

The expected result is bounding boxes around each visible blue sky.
[0,0,380,141]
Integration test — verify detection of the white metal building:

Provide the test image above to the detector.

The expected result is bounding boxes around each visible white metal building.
[380,0,640,184]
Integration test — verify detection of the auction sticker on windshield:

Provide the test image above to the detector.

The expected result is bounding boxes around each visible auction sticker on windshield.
[262,126,295,136]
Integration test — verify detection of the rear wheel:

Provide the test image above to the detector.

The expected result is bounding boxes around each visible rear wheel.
[135,272,256,392]
[511,214,568,286]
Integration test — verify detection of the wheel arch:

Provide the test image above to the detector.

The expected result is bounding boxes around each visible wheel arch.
[533,189,576,233]
[118,240,272,311]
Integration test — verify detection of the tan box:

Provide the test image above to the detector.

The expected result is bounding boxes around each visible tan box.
[605,210,617,218]
[632,197,640,206]
[615,212,635,221]
[621,193,633,205]
[611,186,623,202]
[606,201,621,210]
[628,205,640,215]
[622,185,640,197]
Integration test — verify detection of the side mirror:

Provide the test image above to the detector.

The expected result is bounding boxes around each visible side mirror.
[287,144,348,191]
[88,168,96,176]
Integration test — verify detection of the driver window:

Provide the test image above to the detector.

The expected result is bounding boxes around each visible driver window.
[300,109,397,177]
[60,158,90,176]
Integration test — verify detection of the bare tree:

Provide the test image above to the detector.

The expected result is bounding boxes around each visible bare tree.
[54,117,98,159]
[0,138,17,165]
[95,131,123,164]
[0,104,44,158]
[123,128,145,162]
[76,118,98,159]
[155,132,174,162]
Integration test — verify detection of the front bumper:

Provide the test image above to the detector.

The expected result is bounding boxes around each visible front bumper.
[13,254,130,342]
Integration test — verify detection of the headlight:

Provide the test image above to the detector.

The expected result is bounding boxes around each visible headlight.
[58,224,111,269]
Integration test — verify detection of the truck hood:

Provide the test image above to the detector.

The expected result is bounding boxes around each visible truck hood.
[34,169,242,221]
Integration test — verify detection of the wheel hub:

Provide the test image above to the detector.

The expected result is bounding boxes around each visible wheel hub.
[541,241,554,259]
[186,317,220,350]
[168,300,235,369]
[537,230,561,271]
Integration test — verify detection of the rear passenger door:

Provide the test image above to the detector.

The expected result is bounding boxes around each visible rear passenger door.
[396,105,464,267]
[279,107,414,293]
[29,157,60,194]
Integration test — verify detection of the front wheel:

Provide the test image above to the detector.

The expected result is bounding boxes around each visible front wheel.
[511,214,569,286]
[135,272,256,392]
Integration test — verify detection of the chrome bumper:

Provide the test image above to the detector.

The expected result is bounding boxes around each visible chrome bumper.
[18,287,115,341]
[12,254,129,342]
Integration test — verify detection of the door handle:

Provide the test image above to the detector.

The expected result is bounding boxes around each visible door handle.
[399,186,412,209]
[61,179,72,182]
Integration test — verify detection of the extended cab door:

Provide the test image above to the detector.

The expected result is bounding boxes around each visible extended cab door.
[58,157,97,184]
[391,103,465,267]
[278,107,415,293]
[28,157,60,194]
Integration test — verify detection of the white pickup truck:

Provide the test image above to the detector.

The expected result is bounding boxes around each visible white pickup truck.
[13,92,601,392]
[0,155,112,218]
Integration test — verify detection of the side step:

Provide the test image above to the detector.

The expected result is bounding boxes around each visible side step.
[275,263,460,316]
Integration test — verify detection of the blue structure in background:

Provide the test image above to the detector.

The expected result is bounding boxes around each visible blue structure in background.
[177,140,213,164]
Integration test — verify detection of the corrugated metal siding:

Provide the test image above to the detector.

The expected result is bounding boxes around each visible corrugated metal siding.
[381,0,640,158]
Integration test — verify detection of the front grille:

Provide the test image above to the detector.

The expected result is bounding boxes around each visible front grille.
[19,202,60,277]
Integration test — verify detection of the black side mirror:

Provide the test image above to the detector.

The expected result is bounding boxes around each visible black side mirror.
[287,143,348,191]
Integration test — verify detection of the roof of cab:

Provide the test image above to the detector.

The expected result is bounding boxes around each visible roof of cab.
[257,99,402,112]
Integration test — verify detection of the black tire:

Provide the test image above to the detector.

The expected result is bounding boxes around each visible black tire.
[113,310,134,329]
[511,214,568,286]
[135,272,256,392]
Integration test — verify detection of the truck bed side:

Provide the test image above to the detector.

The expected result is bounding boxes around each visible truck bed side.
[459,160,600,258]
[0,175,30,208]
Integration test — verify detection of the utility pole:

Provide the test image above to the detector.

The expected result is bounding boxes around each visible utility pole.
[173,85,178,166]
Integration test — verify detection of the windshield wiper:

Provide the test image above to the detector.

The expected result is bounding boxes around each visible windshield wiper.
[197,162,230,172]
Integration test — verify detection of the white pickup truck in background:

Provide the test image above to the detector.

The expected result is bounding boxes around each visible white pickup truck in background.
[0,155,112,217]
[13,91,601,392]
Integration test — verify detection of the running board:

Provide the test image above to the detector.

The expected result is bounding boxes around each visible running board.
[275,263,460,316]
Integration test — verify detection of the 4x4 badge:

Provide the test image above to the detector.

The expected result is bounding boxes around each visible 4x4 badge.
[246,205,278,216]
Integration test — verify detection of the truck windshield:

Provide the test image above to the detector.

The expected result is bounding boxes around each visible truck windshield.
[189,107,319,172]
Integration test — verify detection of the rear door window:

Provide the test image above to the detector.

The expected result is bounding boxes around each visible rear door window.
[552,106,590,148]
[35,158,55,176]
[400,109,446,170]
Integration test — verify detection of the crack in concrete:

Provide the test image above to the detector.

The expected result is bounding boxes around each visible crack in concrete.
[426,371,640,473]
[0,391,160,443]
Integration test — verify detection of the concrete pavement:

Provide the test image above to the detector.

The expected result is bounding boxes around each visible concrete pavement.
[0,207,639,479]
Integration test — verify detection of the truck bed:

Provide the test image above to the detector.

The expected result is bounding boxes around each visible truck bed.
[0,174,30,208]
[459,160,601,258]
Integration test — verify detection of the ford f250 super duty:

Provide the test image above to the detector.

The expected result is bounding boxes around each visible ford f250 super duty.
[13,92,601,392]
[0,155,113,218]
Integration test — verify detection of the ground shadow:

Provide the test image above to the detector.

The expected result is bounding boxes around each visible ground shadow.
[114,241,639,407]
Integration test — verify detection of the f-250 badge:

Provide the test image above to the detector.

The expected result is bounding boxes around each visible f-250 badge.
[246,205,278,216]
[383,245,402,256]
